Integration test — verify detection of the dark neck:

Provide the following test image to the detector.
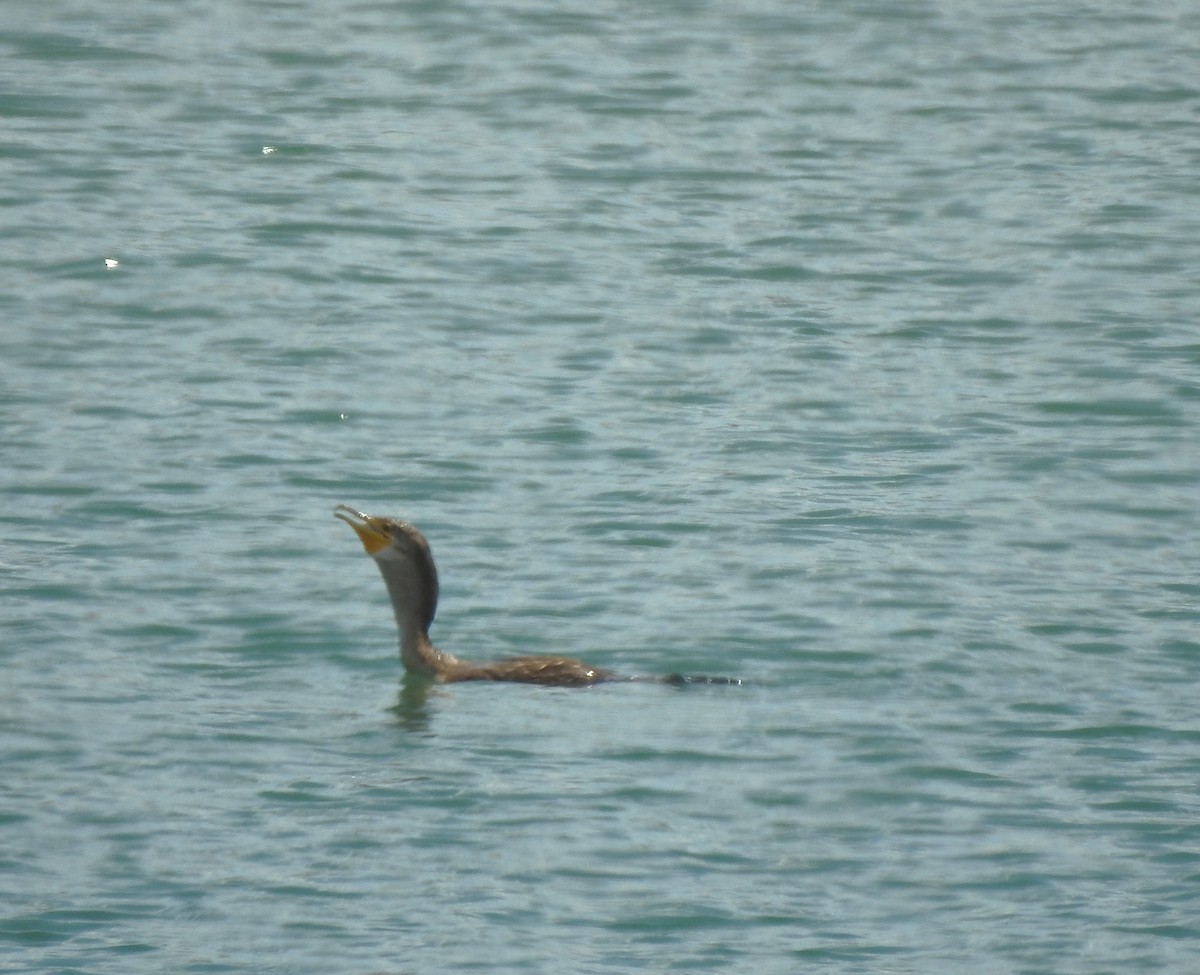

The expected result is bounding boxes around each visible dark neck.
[374,553,458,678]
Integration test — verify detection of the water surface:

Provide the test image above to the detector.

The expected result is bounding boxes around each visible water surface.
[3,1,1199,972]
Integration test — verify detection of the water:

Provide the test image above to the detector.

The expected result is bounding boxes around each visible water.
[3,1,1200,971]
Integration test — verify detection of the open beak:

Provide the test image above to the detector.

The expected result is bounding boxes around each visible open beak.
[334,505,392,555]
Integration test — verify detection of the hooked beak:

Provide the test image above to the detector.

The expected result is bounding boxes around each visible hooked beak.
[334,505,392,555]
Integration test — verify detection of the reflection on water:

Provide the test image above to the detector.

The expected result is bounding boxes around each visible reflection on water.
[389,675,439,733]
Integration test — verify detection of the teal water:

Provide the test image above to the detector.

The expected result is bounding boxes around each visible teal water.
[3,1,1200,972]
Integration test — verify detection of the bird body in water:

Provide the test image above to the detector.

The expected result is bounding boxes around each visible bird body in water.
[335,506,740,687]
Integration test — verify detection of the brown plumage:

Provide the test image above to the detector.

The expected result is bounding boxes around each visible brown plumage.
[447,655,617,687]
[334,506,739,687]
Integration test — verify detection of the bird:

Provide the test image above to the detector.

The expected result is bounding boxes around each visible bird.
[335,505,740,687]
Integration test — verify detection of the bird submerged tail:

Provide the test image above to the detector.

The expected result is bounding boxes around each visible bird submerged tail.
[629,673,743,686]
